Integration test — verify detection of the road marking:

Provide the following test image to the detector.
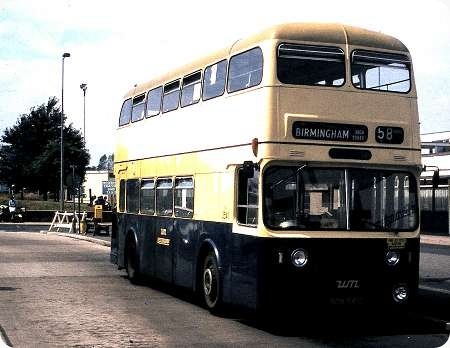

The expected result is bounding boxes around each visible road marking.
[0,324,12,347]
[419,285,450,296]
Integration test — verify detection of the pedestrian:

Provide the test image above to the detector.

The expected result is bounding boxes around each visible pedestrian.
[95,196,105,206]
[8,196,17,221]
[103,196,111,210]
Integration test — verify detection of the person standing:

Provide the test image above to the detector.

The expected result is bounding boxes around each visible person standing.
[8,196,16,221]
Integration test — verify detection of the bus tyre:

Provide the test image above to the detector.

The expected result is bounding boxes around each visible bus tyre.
[126,239,141,284]
[202,252,222,312]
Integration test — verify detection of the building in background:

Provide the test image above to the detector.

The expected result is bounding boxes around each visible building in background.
[82,170,115,206]
[420,131,450,235]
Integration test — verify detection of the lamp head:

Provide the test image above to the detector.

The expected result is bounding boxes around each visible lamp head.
[62,52,71,58]
[80,83,87,91]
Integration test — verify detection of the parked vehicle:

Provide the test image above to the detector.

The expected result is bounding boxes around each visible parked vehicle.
[0,201,25,222]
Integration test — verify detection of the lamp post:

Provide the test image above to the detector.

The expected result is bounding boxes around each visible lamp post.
[60,52,70,212]
[71,164,76,224]
[80,83,87,142]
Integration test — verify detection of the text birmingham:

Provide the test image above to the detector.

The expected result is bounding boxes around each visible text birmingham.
[295,127,351,140]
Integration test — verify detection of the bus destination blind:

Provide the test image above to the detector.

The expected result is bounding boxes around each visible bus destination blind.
[292,121,368,142]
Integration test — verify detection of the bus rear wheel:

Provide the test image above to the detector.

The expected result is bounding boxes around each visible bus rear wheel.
[126,238,141,284]
[202,252,222,311]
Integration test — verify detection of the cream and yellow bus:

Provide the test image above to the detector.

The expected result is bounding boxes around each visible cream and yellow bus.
[111,23,421,312]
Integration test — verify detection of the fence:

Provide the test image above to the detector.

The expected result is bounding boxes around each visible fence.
[420,187,448,211]
[420,186,449,234]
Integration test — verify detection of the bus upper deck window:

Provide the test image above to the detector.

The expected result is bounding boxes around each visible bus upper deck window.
[162,80,180,113]
[228,47,263,93]
[351,50,411,93]
[146,87,162,117]
[181,72,202,107]
[277,44,345,87]
[131,94,145,122]
[119,99,132,126]
[203,60,227,100]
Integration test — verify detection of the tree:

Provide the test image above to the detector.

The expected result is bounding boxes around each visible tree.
[97,154,107,170]
[0,97,90,200]
[97,153,114,171]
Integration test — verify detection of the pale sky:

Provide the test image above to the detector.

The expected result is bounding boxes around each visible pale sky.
[0,0,449,165]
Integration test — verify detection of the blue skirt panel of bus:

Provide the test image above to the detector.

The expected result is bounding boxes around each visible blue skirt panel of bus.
[112,213,420,309]
[114,213,235,303]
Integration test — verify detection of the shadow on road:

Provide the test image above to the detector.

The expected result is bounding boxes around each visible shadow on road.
[122,275,449,347]
[235,307,449,347]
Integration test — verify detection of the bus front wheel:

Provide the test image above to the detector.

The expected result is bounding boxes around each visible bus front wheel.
[126,238,141,284]
[202,252,222,311]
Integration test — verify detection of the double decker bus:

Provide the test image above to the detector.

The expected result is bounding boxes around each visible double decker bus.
[111,23,421,312]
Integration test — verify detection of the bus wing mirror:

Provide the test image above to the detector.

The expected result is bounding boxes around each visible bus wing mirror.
[242,161,258,178]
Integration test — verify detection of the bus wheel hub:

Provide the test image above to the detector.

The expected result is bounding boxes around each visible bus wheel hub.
[204,269,213,295]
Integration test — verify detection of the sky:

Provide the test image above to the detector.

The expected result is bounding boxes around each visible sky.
[0,0,449,166]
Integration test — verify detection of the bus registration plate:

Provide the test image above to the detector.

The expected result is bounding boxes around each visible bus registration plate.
[387,238,406,249]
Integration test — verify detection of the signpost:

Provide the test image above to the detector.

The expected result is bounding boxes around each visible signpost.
[102,180,116,195]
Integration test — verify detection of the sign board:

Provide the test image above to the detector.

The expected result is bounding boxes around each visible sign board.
[102,180,116,195]
[292,121,368,142]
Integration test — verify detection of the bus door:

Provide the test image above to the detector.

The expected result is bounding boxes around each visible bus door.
[154,178,175,283]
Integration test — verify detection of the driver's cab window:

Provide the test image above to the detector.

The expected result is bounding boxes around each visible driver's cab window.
[237,165,259,226]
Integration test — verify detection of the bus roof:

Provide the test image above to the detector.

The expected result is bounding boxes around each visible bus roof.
[233,22,409,53]
[126,22,409,99]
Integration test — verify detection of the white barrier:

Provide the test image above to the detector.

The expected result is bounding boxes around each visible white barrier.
[49,211,86,234]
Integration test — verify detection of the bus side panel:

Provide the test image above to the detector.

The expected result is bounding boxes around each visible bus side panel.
[116,212,136,269]
[231,233,260,310]
[173,219,200,289]
[154,217,175,283]
[110,212,119,264]
[198,221,234,304]
[139,215,157,278]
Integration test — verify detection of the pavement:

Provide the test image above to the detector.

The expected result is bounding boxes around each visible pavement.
[44,230,111,246]
[420,234,450,247]
[0,222,112,246]
[1,222,450,248]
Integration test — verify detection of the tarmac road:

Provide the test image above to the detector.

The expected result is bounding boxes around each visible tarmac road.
[0,230,449,347]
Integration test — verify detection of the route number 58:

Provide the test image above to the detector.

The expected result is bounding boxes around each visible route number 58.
[375,126,404,144]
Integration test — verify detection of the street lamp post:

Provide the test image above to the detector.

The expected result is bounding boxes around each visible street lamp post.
[71,164,76,223]
[60,52,70,212]
[80,83,87,142]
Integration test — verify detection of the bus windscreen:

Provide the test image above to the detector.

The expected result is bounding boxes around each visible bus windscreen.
[264,166,418,232]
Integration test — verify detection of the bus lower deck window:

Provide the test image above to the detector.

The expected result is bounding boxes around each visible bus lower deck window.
[237,167,259,226]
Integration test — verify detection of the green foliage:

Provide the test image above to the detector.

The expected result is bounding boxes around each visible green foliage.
[97,153,114,171]
[0,97,90,200]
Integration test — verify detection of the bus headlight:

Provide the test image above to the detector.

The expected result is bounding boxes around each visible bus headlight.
[392,284,409,303]
[291,248,308,268]
[385,250,400,266]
